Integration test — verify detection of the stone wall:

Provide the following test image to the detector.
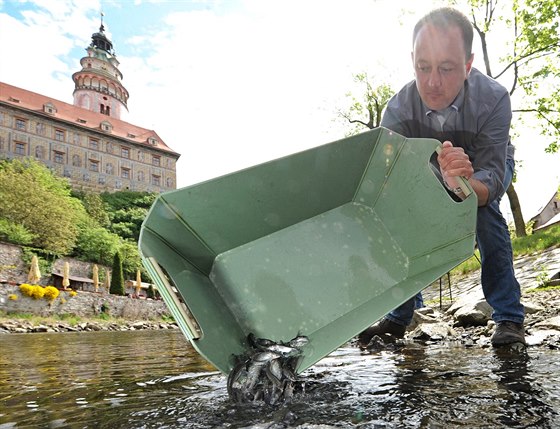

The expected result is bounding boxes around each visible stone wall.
[0,241,109,285]
[0,283,169,320]
[0,242,170,320]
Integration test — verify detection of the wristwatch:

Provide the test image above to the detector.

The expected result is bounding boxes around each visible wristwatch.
[444,181,463,194]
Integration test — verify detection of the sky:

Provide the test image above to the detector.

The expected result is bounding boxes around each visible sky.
[0,0,558,221]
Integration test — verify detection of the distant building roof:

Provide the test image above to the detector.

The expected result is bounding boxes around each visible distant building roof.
[52,272,94,284]
[0,81,180,158]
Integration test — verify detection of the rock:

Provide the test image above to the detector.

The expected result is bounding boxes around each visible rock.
[410,322,455,341]
[526,330,560,346]
[453,299,492,326]
[534,316,560,331]
[522,300,545,314]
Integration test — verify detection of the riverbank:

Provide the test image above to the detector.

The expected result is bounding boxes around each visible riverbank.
[0,312,178,334]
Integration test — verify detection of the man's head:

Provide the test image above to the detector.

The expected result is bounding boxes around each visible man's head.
[412,7,474,111]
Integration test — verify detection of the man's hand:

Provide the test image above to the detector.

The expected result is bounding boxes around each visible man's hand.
[437,141,488,206]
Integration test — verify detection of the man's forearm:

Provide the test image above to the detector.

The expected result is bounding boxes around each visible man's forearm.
[468,177,489,206]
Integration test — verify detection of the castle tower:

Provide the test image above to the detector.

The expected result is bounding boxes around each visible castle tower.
[72,17,129,120]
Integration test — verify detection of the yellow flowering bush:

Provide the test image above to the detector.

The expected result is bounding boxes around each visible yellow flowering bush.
[43,286,60,301]
[19,283,34,297]
[31,285,45,300]
[8,294,18,300]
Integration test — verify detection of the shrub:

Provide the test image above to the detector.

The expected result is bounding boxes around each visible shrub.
[19,283,34,297]
[110,252,125,296]
[31,285,45,299]
[43,286,60,301]
[0,218,36,245]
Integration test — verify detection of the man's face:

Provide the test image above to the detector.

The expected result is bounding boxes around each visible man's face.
[412,24,473,111]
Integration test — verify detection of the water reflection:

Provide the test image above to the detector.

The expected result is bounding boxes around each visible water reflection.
[0,331,559,428]
[493,347,558,428]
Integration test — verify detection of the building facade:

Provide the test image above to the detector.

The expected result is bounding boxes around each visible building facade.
[0,22,180,194]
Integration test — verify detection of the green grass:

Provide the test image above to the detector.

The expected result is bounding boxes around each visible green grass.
[452,222,560,276]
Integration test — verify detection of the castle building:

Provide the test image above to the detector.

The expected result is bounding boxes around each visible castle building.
[0,21,180,193]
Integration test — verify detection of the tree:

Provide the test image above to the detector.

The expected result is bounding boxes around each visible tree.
[110,251,125,296]
[0,158,86,254]
[461,0,560,236]
[101,191,157,241]
[337,73,394,136]
[78,192,111,228]
[74,221,122,266]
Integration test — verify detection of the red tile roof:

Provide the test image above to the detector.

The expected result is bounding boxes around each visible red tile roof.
[0,81,180,158]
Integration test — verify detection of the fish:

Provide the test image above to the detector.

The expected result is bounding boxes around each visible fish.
[226,333,309,404]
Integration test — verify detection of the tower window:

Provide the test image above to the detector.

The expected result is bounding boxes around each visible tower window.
[151,175,161,186]
[121,147,130,158]
[152,155,161,167]
[121,168,130,179]
[89,138,99,150]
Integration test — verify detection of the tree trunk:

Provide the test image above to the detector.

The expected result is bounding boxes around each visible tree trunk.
[506,183,526,237]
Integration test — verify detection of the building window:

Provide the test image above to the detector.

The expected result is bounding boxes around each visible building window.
[36,123,46,135]
[152,155,161,167]
[89,138,99,150]
[35,146,45,159]
[121,147,130,158]
[54,151,65,164]
[98,176,106,184]
[55,129,65,142]
[15,118,27,131]
[15,142,26,155]
[121,168,130,179]
[89,160,99,172]
[151,175,161,186]
[64,169,71,178]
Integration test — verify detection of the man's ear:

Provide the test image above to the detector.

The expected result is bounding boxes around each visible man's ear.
[466,53,474,76]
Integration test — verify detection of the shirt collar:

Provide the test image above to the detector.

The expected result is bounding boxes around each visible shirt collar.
[424,85,465,117]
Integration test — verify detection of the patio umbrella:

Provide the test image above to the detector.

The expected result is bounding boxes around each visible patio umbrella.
[135,269,142,296]
[103,269,111,292]
[92,264,99,292]
[62,262,70,289]
[27,255,41,284]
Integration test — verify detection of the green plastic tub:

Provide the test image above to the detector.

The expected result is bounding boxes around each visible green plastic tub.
[138,127,477,374]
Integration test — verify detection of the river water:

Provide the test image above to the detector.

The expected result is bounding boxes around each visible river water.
[1,329,558,428]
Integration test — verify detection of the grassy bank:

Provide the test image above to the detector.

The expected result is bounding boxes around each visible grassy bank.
[453,223,560,275]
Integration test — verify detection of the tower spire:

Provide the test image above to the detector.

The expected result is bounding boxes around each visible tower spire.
[71,15,129,119]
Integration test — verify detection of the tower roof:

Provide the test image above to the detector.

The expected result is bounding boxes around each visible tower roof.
[90,22,114,54]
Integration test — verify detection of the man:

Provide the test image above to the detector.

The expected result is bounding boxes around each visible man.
[358,7,526,348]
